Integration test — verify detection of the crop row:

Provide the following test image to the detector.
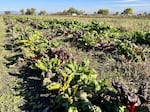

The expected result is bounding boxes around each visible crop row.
[3,16,150,112]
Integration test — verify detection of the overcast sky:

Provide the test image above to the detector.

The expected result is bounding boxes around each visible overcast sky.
[0,0,150,13]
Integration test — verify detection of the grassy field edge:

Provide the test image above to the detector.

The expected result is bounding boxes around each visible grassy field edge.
[0,16,23,112]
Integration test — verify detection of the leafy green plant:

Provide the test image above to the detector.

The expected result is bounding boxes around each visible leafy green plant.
[119,105,126,112]
[34,56,61,72]
[78,31,99,47]
[115,39,146,61]
[87,21,120,38]
[46,59,106,112]
[132,31,150,45]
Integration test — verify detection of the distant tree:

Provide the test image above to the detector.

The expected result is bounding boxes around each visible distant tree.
[4,11,11,15]
[93,11,97,14]
[97,9,109,15]
[67,7,77,14]
[61,7,83,15]
[20,9,25,15]
[144,12,147,15]
[77,10,84,15]
[25,9,30,15]
[115,11,119,15]
[38,10,47,15]
[31,8,36,15]
[62,10,67,15]
[25,8,36,15]
[122,8,133,15]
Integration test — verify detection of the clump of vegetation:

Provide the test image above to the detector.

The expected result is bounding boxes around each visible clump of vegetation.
[59,7,84,15]
[97,9,109,15]
[132,32,150,45]
[121,8,134,15]
[3,15,150,112]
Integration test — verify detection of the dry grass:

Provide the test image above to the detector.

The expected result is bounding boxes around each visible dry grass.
[0,17,23,112]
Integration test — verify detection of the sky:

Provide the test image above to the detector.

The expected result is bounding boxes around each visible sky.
[0,0,150,14]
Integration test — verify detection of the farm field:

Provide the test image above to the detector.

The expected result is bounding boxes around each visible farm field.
[0,15,150,112]
[15,15,150,32]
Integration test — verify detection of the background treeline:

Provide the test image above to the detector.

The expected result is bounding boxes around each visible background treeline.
[3,7,150,16]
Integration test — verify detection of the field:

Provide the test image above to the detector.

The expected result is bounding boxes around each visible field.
[0,15,150,112]
[18,15,150,32]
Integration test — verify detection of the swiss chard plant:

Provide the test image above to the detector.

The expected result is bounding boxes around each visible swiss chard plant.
[115,39,146,61]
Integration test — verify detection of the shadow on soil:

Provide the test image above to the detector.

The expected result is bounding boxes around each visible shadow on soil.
[8,65,52,112]
[4,42,52,111]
